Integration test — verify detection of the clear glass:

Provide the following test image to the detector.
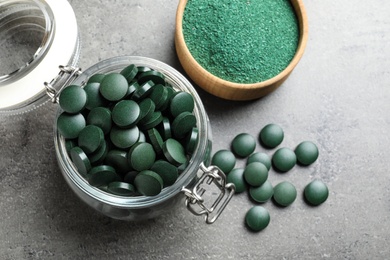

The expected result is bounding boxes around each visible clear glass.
[54,56,212,220]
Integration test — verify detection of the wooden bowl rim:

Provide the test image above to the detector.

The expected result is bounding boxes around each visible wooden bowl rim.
[175,0,309,91]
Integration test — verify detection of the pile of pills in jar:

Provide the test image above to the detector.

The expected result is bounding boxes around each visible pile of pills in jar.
[57,64,198,196]
[211,123,329,232]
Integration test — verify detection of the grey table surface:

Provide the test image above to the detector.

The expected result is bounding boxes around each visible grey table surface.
[1,0,390,259]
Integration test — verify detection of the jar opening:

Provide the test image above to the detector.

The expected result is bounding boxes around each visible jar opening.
[0,0,55,84]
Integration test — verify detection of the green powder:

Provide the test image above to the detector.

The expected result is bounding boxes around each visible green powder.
[183,0,299,84]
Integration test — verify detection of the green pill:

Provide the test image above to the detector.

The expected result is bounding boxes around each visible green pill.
[105,149,132,175]
[87,165,121,187]
[120,64,138,83]
[245,206,270,232]
[87,73,105,83]
[58,85,87,114]
[132,80,155,101]
[70,146,91,177]
[110,126,140,149]
[162,138,188,166]
[86,107,112,135]
[139,111,163,131]
[89,140,108,165]
[226,168,247,193]
[244,162,268,187]
[150,160,179,187]
[147,128,164,154]
[247,152,271,170]
[112,100,141,128]
[259,124,284,148]
[138,98,156,124]
[304,180,329,206]
[78,125,104,154]
[107,181,136,196]
[149,84,169,110]
[211,149,236,174]
[57,112,86,139]
[99,73,128,101]
[172,111,197,139]
[184,127,198,154]
[138,70,166,85]
[272,147,297,172]
[134,170,163,196]
[231,133,256,157]
[169,91,195,118]
[158,117,172,140]
[273,181,297,207]
[127,142,156,171]
[249,180,273,203]
[83,82,108,110]
[295,141,319,166]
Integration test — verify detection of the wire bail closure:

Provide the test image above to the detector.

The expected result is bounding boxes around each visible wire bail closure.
[44,65,82,103]
[182,163,235,224]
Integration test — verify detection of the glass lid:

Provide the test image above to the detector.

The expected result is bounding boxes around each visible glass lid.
[0,0,79,114]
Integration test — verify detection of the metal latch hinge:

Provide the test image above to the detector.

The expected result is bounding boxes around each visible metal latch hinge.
[182,163,235,224]
[44,65,82,103]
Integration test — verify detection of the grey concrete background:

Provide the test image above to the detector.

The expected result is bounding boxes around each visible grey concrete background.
[1,0,390,259]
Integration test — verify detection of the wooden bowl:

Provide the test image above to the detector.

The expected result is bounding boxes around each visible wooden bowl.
[175,0,309,101]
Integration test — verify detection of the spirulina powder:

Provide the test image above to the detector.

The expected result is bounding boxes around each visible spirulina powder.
[183,0,299,84]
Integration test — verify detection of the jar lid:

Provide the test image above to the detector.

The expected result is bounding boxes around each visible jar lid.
[0,0,79,114]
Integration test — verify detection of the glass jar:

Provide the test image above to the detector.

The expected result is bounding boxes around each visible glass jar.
[53,56,235,222]
[0,1,234,223]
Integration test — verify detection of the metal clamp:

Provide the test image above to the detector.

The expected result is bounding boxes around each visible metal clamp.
[44,65,82,103]
[182,163,235,224]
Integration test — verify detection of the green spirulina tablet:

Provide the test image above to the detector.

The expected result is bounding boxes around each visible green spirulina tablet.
[86,107,112,135]
[272,147,297,172]
[158,117,172,140]
[184,127,198,154]
[104,149,131,175]
[259,124,284,148]
[78,125,104,154]
[139,111,163,131]
[127,142,156,171]
[249,180,274,203]
[162,138,188,166]
[244,162,268,187]
[245,206,270,232]
[120,64,138,83]
[150,160,179,187]
[172,111,197,138]
[136,66,152,77]
[226,168,247,193]
[83,82,108,110]
[57,112,86,139]
[149,84,168,110]
[70,146,91,177]
[169,91,195,118]
[58,85,87,114]
[112,100,141,128]
[110,126,140,149]
[134,170,163,196]
[87,73,105,83]
[138,70,165,85]
[147,128,164,154]
[138,98,156,124]
[273,181,297,207]
[231,133,256,157]
[304,180,329,206]
[107,181,136,196]
[126,81,140,98]
[295,141,319,166]
[99,73,128,101]
[89,140,108,165]
[211,149,236,174]
[123,171,138,184]
[87,165,121,187]
[132,80,155,101]
[247,152,271,170]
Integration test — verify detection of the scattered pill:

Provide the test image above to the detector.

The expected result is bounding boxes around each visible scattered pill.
[272,147,297,172]
[211,149,236,174]
[304,180,329,206]
[244,162,268,187]
[231,133,256,157]
[295,141,319,166]
[259,124,284,148]
[249,180,274,203]
[273,181,297,207]
[226,168,247,193]
[245,206,270,232]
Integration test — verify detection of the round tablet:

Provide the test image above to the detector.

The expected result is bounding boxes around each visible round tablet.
[243,162,268,187]
[172,111,197,139]
[120,64,138,83]
[249,180,274,203]
[127,142,156,171]
[132,80,155,101]
[162,138,187,166]
[158,117,172,140]
[295,141,319,166]
[83,82,108,110]
[78,125,104,154]
[99,73,128,101]
[86,107,112,135]
[211,150,236,174]
[169,91,195,118]
[231,133,256,157]
[184,127,199,154]
[138,98,156,123]
[87,165,121,187]
[112,100,141,128]
[57,112,86,139]
[150,160,179,187]
[70,146,91,177]
[138,70,166,85]
[134,170,163,196]
[149,84,169,110]
[272,147,297,172]
[259,124,284,148]
[105,149,132,175]
[273,181,297,207]
[245,206,270,232]
[110,126,140,149]
[107,181,136,196]
[88,73,105,83]
[89,140,108,165]
[226,168,247,193]
[304,180,329,206]
[139,111,163,131]
[147,128,164,154]
[247,152,271,170]
[58,85,87,114]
